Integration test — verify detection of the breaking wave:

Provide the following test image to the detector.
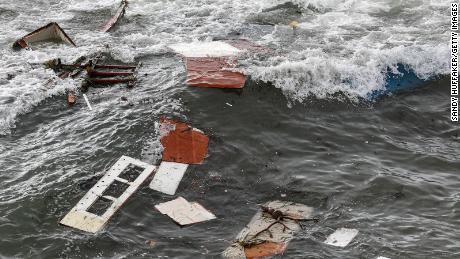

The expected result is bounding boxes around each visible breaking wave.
[0,0,451,134]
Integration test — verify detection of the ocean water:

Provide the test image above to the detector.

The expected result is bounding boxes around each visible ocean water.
[0,0,458,258]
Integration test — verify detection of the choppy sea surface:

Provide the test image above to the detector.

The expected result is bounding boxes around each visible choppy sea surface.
[0,0,458,258]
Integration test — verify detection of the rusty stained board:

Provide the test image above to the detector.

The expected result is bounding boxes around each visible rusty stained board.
[60,155,156,233]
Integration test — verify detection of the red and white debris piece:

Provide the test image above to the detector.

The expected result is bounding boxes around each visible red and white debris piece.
[324,228,359,247]
[13,22,76,50]
[169,40,267,89]
[155,197,216,226]
[223,201,314,259]
[159,117,209,165]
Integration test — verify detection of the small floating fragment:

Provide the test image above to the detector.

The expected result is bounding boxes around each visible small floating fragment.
[376,257,391,259]
[155,197,216,226]
[101,0,128,32]
[83,94,93,110]
[159,118,209,164]
[324,228,359,247]
[60,156,156,233]
[223,201,314,258]
[149,161,188,195]
[13,22,76,50]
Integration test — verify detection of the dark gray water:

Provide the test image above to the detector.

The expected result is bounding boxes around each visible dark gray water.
[0,0,459,258]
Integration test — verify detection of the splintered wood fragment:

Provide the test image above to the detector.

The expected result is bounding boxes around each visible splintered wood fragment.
[13,22,76,50]
[324,228,359,247]
[155,197,216,226]
[149,161,188,195]
[223,201,314,259]
[60,155,156,233]
[101,0,128,32]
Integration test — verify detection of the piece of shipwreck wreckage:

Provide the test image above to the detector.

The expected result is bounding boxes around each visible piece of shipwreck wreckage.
[12,22,76,50]
[45,55,140,106]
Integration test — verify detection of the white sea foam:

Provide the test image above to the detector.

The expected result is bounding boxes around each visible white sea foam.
[0,0,451,135]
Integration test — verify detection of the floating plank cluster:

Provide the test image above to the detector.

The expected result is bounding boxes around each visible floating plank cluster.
[13,22,76,50]
[223,201,314,258]
[60,156,156,233]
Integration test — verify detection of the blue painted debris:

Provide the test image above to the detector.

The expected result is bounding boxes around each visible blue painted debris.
[369,64,433,100]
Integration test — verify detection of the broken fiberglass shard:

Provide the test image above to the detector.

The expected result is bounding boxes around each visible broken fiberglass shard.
[185,57,246,89]
[223,200,314,259]
[168,41,247,89]
[101,0,128,32]
[159,117,209,164]
[324,228,359,247]
[13,22,76,50]
[155,196,216,226]
[149,161,188,195]
[59,155,156,233]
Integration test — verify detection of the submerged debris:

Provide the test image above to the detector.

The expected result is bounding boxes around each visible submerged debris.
[159,117,209,164]
[60,156,156,233]
[155,196,216,226]
[13,22,76,50]
[223,201,315,258]
[101,0,128,32]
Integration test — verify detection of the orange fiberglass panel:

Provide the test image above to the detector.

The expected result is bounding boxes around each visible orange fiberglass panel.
[160,118,209,164]
[244,242,287,259]
[185,57,246,89]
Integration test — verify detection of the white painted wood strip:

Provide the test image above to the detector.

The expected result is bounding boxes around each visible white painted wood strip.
[115,177,130,184]
[155,197,216,226]
[83,94,92,110]
[376,257,391,259]
[324,228,359,247]
[149,161,188,195]
[60,155,156,233]
[169,41,242,57]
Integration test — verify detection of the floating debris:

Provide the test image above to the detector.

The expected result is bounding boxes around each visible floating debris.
[376,257,391,259]
[223,201,315,258]
[13,22,76,50]
[159,118,209,164]
[170,40,268,89]
[101,0,128,32]
[149,161,188,195]
[324,228,359,247]
[186,57,246,89]
[155,197,216,226]
[82,94,93,111]
[169,41,242,57]
[60,156,156,233]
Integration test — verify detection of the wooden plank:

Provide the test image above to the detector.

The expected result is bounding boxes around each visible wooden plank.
[101,0,128,32]
[149,161,188,195]
[155,197,216,226]
[60,155,156,233]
